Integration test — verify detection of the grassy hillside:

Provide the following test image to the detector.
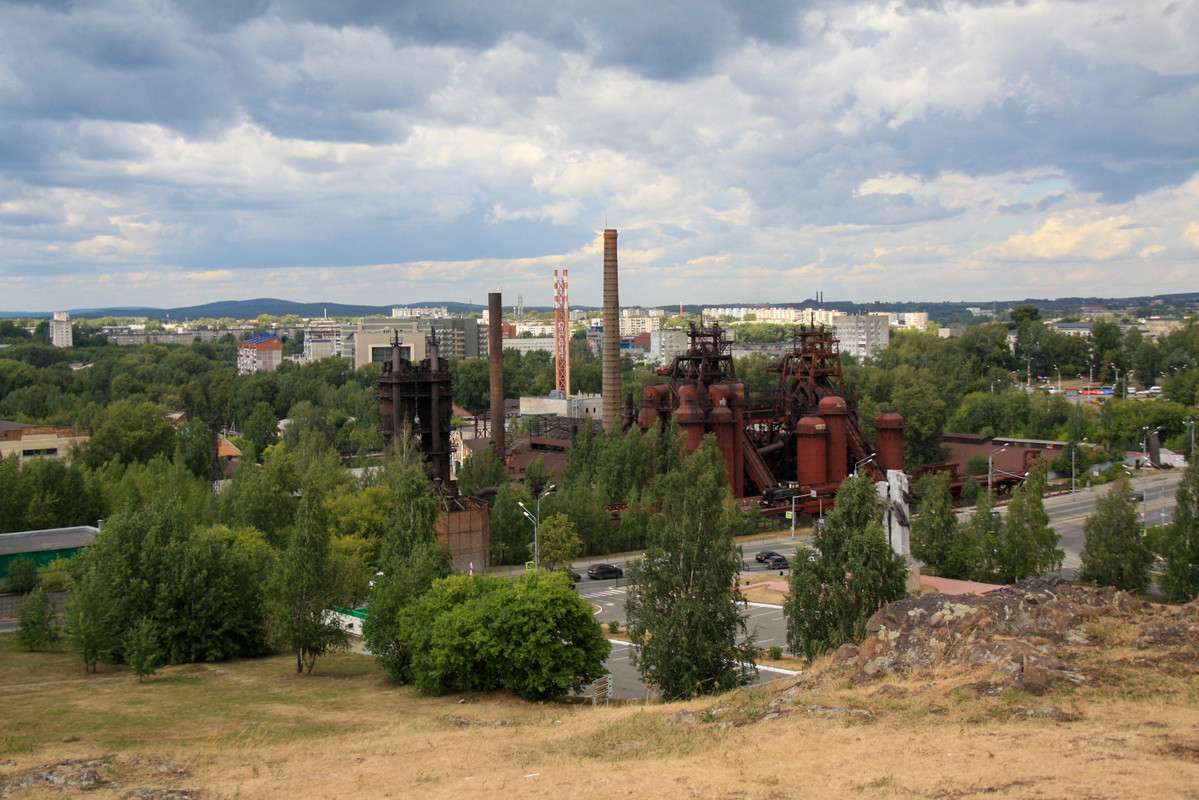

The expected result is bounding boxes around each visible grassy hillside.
[2,625,1198,799]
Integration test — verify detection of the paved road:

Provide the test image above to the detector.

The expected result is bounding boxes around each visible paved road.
[960,471,1183,576]
[577,473,1184,700]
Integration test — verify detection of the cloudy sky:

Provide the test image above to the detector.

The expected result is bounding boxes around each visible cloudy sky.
[1,0,1197,313]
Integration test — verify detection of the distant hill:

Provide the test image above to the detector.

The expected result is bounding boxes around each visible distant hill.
[2,291,1196,321]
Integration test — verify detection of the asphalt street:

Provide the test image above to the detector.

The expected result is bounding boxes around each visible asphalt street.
[577,473,1184,700]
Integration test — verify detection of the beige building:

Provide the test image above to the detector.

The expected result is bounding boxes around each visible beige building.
[0,422,89,462]
[352,330,427,369]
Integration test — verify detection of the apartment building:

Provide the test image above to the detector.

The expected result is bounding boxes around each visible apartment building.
[833,313,891,362]
[49,313,72,348]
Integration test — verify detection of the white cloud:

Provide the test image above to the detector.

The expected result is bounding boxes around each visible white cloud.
[0,0,1195,311]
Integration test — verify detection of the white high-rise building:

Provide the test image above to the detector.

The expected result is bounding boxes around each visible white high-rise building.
[50,312,73,348]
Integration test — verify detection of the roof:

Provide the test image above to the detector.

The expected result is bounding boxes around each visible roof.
[0,420,31,433]
[0,526,99,556]
[241,332,283,349]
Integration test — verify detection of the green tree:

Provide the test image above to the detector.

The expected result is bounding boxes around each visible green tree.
[1079,476,1153,592]
[910,471,979,579]
[125,616,163,682]
[536,513,581,573]
[455,447,508,497]
[1010,304,1042,325]
[362,445,452,683]
[242,401,278,460]
[1161,460,1199,602]
[269,486,350,674]
[488,483,534,565]
[64,569,121,673]
[994,459,1062,581]
[79,399,177,469]
[15,584,59,651]
[785,473,908,660]
[625,436,756,699]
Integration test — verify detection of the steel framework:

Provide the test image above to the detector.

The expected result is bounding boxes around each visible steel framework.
[554,269,570,396]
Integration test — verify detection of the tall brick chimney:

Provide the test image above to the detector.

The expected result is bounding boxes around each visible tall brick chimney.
[488,292,504,457]
[602,229,620,431]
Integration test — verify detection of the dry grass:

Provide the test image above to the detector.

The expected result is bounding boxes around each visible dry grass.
[739,585,787,605]
[3,630,1199,800]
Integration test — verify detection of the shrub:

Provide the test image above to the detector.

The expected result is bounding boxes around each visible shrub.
[6,556,39,594]
[608,619,621,634]
[767,645,783,660]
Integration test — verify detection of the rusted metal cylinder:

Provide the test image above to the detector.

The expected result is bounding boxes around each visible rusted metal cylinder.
[796,415,828,486]
[819,395,848,484]
[708,385,735,490]
[874,410,906,473]
[488,292,504,458]
[602,229,620,431]
[730,382,745,498]
[676,382,705,452]
[638,384,670,430]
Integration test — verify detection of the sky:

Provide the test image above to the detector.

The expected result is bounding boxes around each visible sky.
[1,0,1197,313]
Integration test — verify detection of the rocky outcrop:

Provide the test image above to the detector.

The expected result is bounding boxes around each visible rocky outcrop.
[832,577,1197,692]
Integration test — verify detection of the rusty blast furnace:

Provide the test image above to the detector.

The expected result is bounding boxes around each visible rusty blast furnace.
[637,324,906,516]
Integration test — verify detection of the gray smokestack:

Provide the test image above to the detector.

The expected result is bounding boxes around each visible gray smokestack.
[602,229,620,431]
[488,292,505,457]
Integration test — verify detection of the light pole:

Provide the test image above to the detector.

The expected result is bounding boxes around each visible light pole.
[790,492,796,540]
[988,446,1008,503]
[517,483,556,570]
[1055,364,1061,393]
[854,453,876,476]
[1185,417,1196,464]
[1071,438,1087,495]
[1112,364,1120,398]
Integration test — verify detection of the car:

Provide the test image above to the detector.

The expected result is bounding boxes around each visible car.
[1131,492,1145,502]
[797,547,819,563]
[755,550,781,563]
[587,563,624,580]
[762,554,790,569]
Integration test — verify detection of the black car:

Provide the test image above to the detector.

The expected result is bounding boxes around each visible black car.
[755,550,781,563]
[1131,491,1145,502]
[587,563,624,580]
[762,554,789,569]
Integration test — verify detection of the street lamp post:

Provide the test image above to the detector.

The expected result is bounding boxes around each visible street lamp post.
[790,492,796,540]
[988,446,1008,503]
[1055,364,1061,393]
[854,453,876,476]
[517,483,556,570]
[1112,364,1120,398]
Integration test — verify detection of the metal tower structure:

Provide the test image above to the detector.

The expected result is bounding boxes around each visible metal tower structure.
[554,269,570,396]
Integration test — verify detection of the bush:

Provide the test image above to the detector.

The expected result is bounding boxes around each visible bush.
[37,556,73,592]
[6,556,39,593]
[767,645,783,660]
[607,619,621,634]
[395,572,610,700]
